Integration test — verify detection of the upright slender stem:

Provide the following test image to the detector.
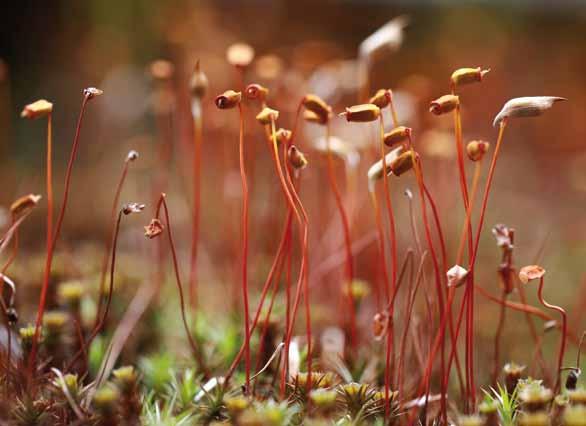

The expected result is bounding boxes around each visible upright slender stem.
[492,289,507,385]
[324,122,356,347]
[464,120,509,408]
[46,112,53,265]
[189,99,203,307]
[468,121,507,268]
[28,95,91,383]
[236,103,251,391]
[369,191,390,307]
[225,209,293,384]
[412,155,447,422]
[378,116,397,295]
[378,115,398,419]
[398,252,427,398]
[453,102,475,410]
[456,162,481,265]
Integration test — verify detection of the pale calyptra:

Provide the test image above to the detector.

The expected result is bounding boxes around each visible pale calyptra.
[493,96,566,127]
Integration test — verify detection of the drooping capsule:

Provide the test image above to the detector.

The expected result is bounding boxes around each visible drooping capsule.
[450,67,490,87]
[367,146,404,189]
[215,90,242,110]
[429,95,459,115]
[83,87,104,100]
[369,89,392,109]
[302,94,332,123]
[447,265,469,288]
[10,194,42,217]
[383,126,411,148]
[144,218,164,239]
[566,369,581,391]
[372,311,390,341]
[256,107,279,125]
[466,140,490,162]
[303,110,328,125]
[339,104,381,123]
[21,99,53,119]
[245,83,269,101]
[390,151,415,176]
[518,265,546,285]
[288,145,308,170]
[275,128,292,146]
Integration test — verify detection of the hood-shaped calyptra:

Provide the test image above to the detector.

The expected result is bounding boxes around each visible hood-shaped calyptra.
[359,15,409,61]
[493,96,566,127]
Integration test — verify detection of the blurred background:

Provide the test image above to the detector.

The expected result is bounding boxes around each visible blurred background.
[1,0,586,372]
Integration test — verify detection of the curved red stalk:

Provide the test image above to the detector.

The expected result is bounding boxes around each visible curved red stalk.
[96,157,132,325]
[536,276,567,393]
[253,234,287,377]
[517,283,549,379]
[475,284,552,321]
[66,208,125,372]
[1,215,17,275]
[281,136,312,394]
[422,180,466,397]
[263,119,308,396]
[157,195,208,375]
